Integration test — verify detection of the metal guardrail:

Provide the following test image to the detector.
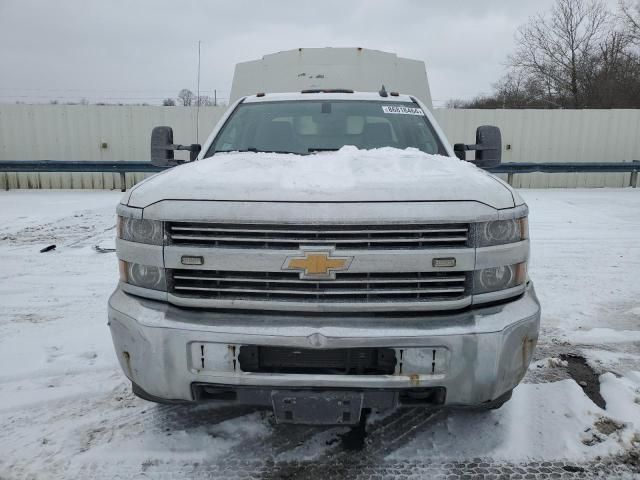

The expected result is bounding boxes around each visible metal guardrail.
[0,160,638,191]
[0,160,164,173]
[0,161,164,191]
[490,161,640,173]
[490,161,640,188]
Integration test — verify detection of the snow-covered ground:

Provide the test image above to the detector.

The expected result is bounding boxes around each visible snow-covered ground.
[0,189,639,479]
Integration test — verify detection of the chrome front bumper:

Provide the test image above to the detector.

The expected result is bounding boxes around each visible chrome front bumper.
[108,282,540,406]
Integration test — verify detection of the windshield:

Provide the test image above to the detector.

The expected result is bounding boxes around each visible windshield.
[205,100,447,157]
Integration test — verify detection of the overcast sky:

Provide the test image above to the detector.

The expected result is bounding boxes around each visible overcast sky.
[0,0,622,107]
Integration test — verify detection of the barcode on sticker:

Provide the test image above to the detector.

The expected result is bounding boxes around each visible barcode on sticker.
[382,105,424,115]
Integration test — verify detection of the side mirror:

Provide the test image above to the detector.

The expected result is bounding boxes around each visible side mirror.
[474,125,501,168]
[151,126,176,167]
[453,125,502,169]
[151,126,202,167]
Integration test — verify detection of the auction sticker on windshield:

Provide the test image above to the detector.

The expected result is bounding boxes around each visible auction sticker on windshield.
[382,105,424,115]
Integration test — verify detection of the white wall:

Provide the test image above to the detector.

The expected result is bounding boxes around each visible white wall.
[0,104,226,189]
[434,109,640,188]
[1,105,639,189]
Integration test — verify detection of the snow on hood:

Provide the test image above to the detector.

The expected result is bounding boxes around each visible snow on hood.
[126,146,515,209]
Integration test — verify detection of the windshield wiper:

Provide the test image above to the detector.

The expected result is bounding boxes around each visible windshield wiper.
[214,147,303,155]
[308,147,340,152]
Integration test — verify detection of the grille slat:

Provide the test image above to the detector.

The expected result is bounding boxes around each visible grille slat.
[169,270,469,303]
[171,226,469,234]
[174,286,466,295]
[170,234,468,244]
[168,222,469,250]
[172,274,467,284]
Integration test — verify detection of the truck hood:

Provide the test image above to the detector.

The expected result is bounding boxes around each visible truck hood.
[126,146,515,209]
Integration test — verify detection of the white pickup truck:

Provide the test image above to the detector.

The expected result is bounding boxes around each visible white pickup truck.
[109,89,540,425]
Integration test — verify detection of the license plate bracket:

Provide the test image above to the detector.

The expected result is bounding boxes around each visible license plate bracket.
[271,390,364,425]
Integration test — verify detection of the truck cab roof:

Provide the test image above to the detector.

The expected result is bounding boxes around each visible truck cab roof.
[242,90,416,104]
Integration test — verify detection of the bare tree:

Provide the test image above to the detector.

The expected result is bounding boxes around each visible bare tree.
[162,98,176,106]
[509,0,610,107]
[619,0,640,43]
[195,95,215,106]
[454,71,558,109]
[461,0,640,109]
[582,29,640,106]
[177,89,194,106]
[445,98,467,109]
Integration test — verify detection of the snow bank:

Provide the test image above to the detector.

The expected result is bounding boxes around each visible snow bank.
[204,146,478,190]
[389,380,624,462]
[126,146,515,207]
[600,372,640,435]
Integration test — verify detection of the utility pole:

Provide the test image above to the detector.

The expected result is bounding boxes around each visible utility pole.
[196,40,201,144]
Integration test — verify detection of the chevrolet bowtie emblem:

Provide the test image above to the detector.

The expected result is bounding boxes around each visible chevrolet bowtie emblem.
[283,249,353,279]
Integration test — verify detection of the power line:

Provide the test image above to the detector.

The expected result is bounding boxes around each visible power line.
[0,87,229,94]
[0,94,229,101]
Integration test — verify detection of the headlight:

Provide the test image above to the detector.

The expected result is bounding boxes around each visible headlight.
[117,216,164,245]
[119,261,166,291]
[474,263,527,294]
[476,217,528,247]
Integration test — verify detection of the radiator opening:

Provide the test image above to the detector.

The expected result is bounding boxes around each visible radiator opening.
[238,346,397,375]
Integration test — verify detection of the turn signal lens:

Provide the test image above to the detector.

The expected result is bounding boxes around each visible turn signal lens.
[519,217,529,240]
[118,260,128,282]
[515,262,528,285]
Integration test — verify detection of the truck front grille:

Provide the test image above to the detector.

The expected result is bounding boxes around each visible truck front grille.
[167,222,469,250]
[238,346,397,375]
[169,270,469,302]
